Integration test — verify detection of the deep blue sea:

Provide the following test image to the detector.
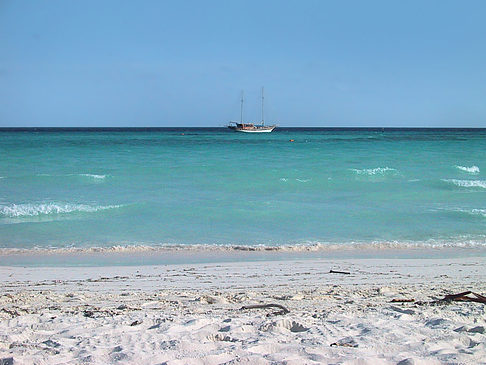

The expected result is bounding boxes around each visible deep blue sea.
[1,128,486,265]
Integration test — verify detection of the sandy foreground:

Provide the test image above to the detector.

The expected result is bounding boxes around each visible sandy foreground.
[0,257,485,365]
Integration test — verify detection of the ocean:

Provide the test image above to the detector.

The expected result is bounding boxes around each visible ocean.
[1,128,486,265]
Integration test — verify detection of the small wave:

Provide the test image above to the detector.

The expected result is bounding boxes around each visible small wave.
[279,178,310,183]
[33,173,109,180]
[79,174,108,180]
[1,239,486,256]
[470,209,486,217]
[447,208,486,218]
[455,165,480,174]
[0,203,123,218]
[442,179,486,189]
[350,167,397,175]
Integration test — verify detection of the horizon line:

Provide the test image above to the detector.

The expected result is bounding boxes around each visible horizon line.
[2,126,486,130]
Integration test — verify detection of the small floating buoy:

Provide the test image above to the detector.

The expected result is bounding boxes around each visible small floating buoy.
[289,139,294,142]
[181,133,184,135]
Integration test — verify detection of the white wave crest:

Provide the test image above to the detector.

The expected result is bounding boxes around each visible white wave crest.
[34,173,109,179]
[1,239,486,256]
[79,174,108,179]
[449,208,486,218]
[470,209,486,217]
[0,203,123,217]
[455,165,480,174]
[350,167,397,175]
[296,179,310,183]
[442,179,486,189]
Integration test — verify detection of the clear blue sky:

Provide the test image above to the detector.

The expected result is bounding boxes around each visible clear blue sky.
[1,0,485,127]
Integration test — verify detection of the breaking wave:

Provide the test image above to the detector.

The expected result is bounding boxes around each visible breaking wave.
[442,179,486,189]
[350,167,397,175]
[32,173,109,180]
[279,178,311,183]
[1,239,486,256]
[78,174,108,180]
[448,208,486,218]
[0,203,123,218]
[455,165,480,174]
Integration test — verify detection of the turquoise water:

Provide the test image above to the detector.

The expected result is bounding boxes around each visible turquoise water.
[1,128,486,262]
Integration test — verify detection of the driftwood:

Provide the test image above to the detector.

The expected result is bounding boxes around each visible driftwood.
[409,291,486,306]
[390,298,415,303]
[0,308,20,318]
[329,270,350,275]
[330,342,356,348]
[437,291,486,304]
[240,303,290,316]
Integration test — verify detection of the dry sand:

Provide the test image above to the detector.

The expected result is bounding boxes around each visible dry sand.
[0,257,485,364]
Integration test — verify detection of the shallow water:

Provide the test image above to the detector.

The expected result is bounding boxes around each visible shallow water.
[1,128,486,264]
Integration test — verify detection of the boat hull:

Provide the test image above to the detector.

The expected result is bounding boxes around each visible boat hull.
[235,126,276,133]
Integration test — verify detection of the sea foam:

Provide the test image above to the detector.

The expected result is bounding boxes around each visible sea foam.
[455,165,480,174]
[450,208,486,218]
[33,173,109,180]
[1,239,486,256]
[0,203,123,218]
[350,167,397,175]
[79,174,108,179]
[442,179,486,189]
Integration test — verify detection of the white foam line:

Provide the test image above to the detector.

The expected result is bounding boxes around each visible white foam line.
[350,167,397,175]
[79,174,108,179]
[448,208,486,218]
[1,240,486,256]
[0,203,123,217]
[442,179,486,189]
[455,165,480,174]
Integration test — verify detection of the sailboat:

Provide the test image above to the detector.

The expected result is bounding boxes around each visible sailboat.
[228,87,277,133]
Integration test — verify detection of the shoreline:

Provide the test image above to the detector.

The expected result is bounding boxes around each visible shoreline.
[1,257,486,364]
[1,246,486,267]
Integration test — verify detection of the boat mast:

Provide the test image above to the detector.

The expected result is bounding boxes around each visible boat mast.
[261,86,265,126]
[240,91,244,124]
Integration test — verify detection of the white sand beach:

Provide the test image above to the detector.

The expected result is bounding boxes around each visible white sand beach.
[1,257,486,364]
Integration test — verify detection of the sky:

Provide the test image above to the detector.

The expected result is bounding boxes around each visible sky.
[1,0,485,127]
